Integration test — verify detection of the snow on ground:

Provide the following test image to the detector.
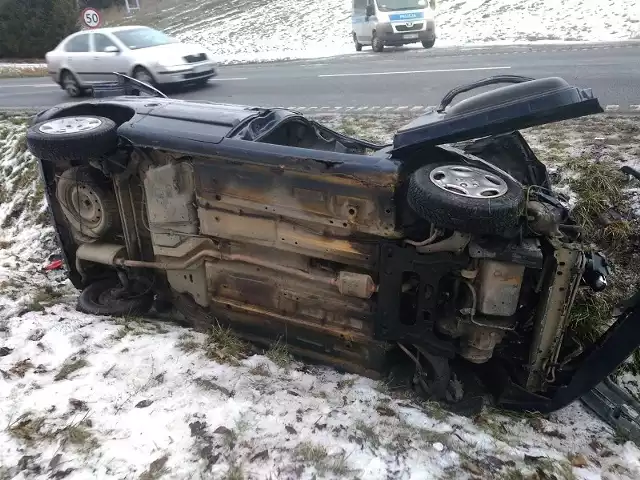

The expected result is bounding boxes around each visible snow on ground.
[104,0,640,64]
[0,64,47,78]
[2,115,640,479]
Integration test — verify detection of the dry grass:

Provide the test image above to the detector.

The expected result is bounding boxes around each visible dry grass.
[205,322,250,365]
[0,66,47,79]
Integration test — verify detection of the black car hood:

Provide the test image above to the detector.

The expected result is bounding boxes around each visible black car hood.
[392,77,604,155]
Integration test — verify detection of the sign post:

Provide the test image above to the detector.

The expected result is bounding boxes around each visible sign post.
[80,7,102,30]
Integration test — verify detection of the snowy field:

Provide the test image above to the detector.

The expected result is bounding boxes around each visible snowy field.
[102,0,640,64]
[1,113,640,479]
[3,0,639,69]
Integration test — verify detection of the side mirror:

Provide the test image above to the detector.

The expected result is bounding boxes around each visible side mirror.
[365,5,375,17]
[104,46,120,54]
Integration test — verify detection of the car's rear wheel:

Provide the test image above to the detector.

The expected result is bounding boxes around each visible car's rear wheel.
[407,162,525,236]
[61,70,82,98]
[77,277,154,317]
[353,33,363,52]
[422,39,436,49]
[26,115,118,164]
[372,32,384,52]
[56,166,119,240]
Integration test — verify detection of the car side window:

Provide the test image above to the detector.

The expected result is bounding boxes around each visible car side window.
[64,34,90,53]
[94,33,118,52]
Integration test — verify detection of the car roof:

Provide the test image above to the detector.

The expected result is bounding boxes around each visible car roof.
[69,25,152,36]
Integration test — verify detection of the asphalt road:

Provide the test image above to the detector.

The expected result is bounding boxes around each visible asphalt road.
[1,42,639,113]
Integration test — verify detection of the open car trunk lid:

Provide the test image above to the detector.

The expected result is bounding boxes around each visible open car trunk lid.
[391,77,604,155]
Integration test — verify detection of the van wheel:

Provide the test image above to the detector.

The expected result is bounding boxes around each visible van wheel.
[422,39,436,49]
[372,33,385,52]
[353,33,363,52]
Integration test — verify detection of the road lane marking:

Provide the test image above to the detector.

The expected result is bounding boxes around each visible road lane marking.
[317,66,512,78]
[214,77,248,81]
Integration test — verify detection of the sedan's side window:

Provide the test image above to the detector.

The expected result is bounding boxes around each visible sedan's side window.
[94,33,118,52]
[64,34,90,53]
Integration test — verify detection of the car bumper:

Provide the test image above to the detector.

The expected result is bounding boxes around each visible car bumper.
[377,20,436,45]
[153,62,218,84]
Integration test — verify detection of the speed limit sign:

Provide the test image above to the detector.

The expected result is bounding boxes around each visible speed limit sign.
[81,8,102,29]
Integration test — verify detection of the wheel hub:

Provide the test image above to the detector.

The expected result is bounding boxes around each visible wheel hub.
[429,165,508,199]
[69,184,103,227]
[38,117,102,135]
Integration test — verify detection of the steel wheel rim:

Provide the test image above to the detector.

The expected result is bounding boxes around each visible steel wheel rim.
[38,117,102,135]
[429,165,508,199]
[69,183,103,228]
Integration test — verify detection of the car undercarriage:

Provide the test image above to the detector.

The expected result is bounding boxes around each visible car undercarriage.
[26,73,640,414]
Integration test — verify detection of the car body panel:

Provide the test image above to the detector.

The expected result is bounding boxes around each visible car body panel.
[29,75,635,413]
[45,26,217,90]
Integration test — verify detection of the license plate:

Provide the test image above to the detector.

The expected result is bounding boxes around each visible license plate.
[193,65,208,73]
[403,33,419,40]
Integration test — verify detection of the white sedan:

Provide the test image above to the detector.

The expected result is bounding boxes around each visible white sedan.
[45,25,218,97]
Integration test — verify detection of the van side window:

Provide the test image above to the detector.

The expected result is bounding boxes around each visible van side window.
[354,0,367,9]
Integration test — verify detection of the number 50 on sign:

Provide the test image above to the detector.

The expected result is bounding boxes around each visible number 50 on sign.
[81,8,102,29]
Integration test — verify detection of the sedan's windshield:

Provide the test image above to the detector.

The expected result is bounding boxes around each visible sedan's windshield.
[112,27,174,50]
[376,0,427,12]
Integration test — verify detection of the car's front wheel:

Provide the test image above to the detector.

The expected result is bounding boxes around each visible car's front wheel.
[132,66,156,87]
[407,162,525,236]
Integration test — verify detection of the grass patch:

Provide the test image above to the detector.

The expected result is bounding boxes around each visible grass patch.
[204,322,250,365]
[223,463,244,480]
[7,413,98,451]
[248,362,270,376]
[54,358,89,381]
[0,66,47,78]
[294,441,354,477]
[265,338,293,369]
[176,332,201,353]
[9,359,34,377]
[24,286,64,312]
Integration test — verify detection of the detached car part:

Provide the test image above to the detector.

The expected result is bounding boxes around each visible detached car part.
[26,72,640,414]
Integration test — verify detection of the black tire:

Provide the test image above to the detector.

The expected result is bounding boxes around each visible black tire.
[407,161,524,236]
[60,70,83,98]
[77,278,154,317]
[353,33,363,52]
[26,115,118,164]
[132,66,156,87]
[372,33,384,52]
[56,166,119,240]
[422,39,436,49]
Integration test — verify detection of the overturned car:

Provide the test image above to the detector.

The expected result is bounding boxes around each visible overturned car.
[27,74,638,413]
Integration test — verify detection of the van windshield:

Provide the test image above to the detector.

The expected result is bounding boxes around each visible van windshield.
[376,0,427,12]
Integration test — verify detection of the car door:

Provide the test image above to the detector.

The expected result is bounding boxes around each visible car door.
[61,33,93,85]
[90,32,131,83]
[361,0,375,42]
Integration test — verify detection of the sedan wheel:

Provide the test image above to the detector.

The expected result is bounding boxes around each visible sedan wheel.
[133,67,156,87]
[61,71,81,98]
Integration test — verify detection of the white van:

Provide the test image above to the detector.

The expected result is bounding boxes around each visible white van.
[352,0,437,52]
